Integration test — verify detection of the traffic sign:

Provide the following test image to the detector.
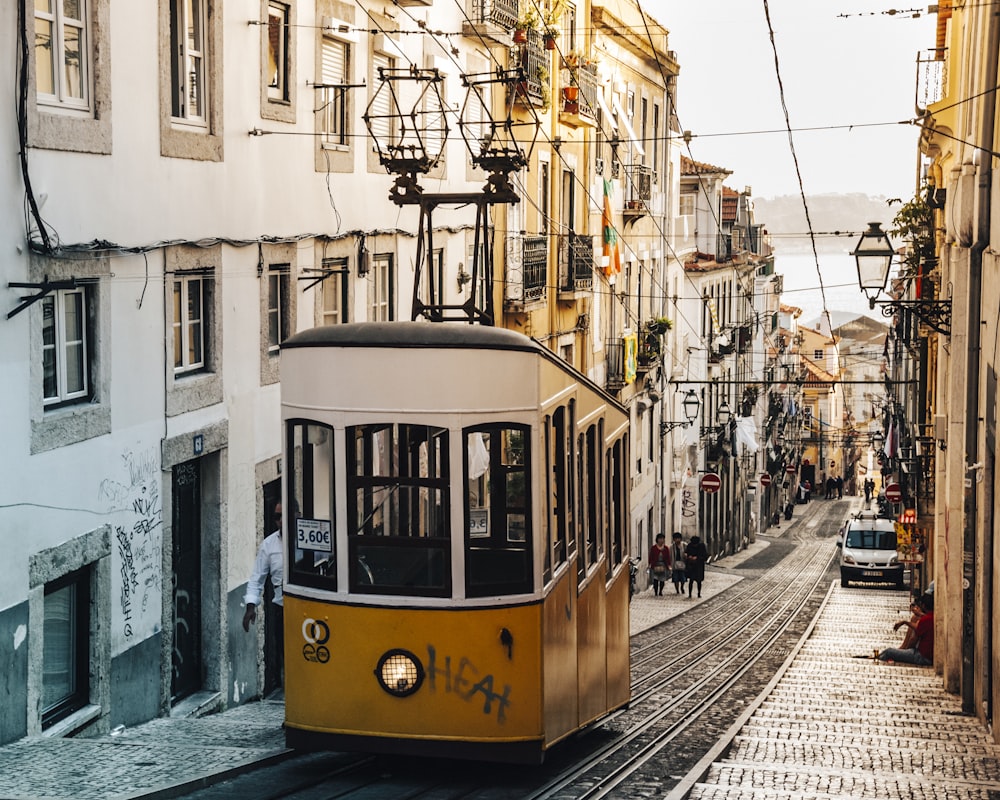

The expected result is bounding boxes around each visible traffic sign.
[884,482,903,503]
[760,473,772,487]
[785,465,796,474]
[700,472,722,493]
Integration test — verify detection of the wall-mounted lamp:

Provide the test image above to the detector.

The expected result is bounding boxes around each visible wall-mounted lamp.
[456,262,472,290]
[852,221,951,335]
[701,399,732,437]
[660,389,700,436]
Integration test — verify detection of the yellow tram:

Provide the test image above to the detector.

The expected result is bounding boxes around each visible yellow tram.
[279,322,630,763]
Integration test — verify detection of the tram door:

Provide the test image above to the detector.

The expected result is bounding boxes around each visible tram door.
[262,479,283,697]
[171,459,203,702]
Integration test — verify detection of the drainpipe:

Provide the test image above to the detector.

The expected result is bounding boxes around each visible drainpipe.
[961,6,999,714]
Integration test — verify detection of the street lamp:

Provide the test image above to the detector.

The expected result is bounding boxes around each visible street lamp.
[871,430,885,452]
[660,389,701,436]
[852,221,951,335]
[701,399,733,437]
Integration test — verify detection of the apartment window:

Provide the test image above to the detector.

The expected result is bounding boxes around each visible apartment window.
[319,37,349,147]
[267,3,289,101]
[321,258,348,325]
[42,567,90,728]
[369,255,393,321]
[173,274,208,373]
[35,0,89,110]
[170,0,208,124]
[640,97,648,165]
[814,349,823,361]
[679,194,695,217]
[368,52,396,150]
[42,287,90,407]
[539,160,550,235]
[268,265,290,350]
[563,3,576,52]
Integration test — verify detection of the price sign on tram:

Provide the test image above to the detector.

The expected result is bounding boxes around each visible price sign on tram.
[296,518,332,552]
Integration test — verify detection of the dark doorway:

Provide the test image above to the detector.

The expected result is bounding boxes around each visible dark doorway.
[262,479,283,697]
[171,459,202,703]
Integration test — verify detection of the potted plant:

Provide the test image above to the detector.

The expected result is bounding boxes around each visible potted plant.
[644,316,673,336]
[513,6,540,43]
[542,3,562,49]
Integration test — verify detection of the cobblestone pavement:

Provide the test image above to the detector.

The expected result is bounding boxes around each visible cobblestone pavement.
[0,699,291,800]
[677,587,1000,800]
[4,515,999,800]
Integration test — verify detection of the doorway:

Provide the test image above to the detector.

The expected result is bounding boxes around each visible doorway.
[171,458,202,702]
[262,479,283,697]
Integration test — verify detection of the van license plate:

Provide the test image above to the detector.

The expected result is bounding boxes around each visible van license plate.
[862,570,883,577]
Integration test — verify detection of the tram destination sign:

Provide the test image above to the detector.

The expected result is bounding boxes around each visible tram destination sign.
[700,473,722,494]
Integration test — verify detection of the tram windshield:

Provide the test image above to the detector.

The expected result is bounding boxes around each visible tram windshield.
[286,420,337,591]
[347,423,451,596]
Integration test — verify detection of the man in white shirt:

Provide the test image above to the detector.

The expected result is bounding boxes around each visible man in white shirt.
[243,503,284,683]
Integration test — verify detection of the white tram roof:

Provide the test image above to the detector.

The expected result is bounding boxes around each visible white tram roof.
[281,322,626,420]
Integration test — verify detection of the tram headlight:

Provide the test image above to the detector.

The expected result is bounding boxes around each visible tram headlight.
[374,649,425,697]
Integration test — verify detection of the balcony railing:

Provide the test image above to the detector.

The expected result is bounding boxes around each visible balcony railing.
[504,233,548,306]
[558,232,594,293]
[916,48,947,112]
[511,31,548,108]
[605,338,625,392]
[468,0,518,29]
[623,164,652,212]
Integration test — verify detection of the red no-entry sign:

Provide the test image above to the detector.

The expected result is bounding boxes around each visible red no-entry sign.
[785,465,796,474]
[760,473,772,486]
[701,473,722,493]
[884,482,903,503]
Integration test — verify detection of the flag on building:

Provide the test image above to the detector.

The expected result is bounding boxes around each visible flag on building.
[602,179,621,276]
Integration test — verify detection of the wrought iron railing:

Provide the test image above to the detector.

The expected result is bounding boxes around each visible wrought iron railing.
[505,234,547,305]
[512,31,548,108]
[916,48,947,112]
[468,0,518,29]
[605,338,625,391]
[558,232,594,291]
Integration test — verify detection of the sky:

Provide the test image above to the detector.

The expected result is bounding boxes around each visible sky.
[644,0,938,200]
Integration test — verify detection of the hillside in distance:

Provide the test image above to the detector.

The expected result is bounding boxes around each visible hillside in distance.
[753,193,901,253]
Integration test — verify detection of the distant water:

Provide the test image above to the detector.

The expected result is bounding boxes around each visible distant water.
[775,250,879,328]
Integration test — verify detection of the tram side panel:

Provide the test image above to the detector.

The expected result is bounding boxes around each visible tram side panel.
[576,567,609,725]
[605,564,630,709]
[541,566,579,744]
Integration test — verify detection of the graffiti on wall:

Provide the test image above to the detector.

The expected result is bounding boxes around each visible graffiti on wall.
[98,447,162,640]
[425,644,512,723]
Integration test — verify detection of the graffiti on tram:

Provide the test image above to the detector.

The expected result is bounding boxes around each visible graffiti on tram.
[426,644,512,723]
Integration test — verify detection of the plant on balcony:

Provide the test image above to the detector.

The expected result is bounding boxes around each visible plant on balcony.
[643,316,673,336]
[513,5,541,41]
[562,49,596,70]
[888,182,935,279]
[537,64,550,111]
[542,2,563,48]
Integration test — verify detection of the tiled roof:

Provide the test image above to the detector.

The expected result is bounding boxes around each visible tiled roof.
[680,154,732,177]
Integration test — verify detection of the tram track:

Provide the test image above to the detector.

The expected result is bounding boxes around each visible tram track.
[523,527,837,800]
[175,499,853,800]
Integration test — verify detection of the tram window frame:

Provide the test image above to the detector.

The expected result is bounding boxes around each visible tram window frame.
[286,419,337,592]
[463,424,533,597]
[548,408,568,573]
[347,423,451,597]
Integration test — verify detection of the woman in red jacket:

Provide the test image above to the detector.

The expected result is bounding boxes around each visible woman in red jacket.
[648,533,671,596]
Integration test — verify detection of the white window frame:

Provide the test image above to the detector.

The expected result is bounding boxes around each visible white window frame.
[268,266,288,351]
[35,0,90,110]
[369,255,393,321]
[319,36,349,148]
[321,257,348,325]
[42,287,89,406]
[267,2,289,101]
[173,274,207,374]
[170,0,209,126]
[679,194,695,217]
[368,52,396,151]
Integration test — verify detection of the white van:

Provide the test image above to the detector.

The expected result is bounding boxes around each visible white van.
[838,511,904,588]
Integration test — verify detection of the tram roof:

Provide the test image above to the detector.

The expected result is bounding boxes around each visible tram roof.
[282,322,542,353]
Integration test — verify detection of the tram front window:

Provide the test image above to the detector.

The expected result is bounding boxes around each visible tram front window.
[286,420,336,591]
[347,423,450,596]
[464,425,532,597]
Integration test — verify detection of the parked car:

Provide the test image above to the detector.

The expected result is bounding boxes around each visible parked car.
[837,511,904,588]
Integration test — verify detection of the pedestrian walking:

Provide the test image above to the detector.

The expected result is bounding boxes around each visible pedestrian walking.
[684,535,708,598]
[648,533,671,596]
[243,503,285,683]
[669,532,686,594]
[836,475,844,498]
